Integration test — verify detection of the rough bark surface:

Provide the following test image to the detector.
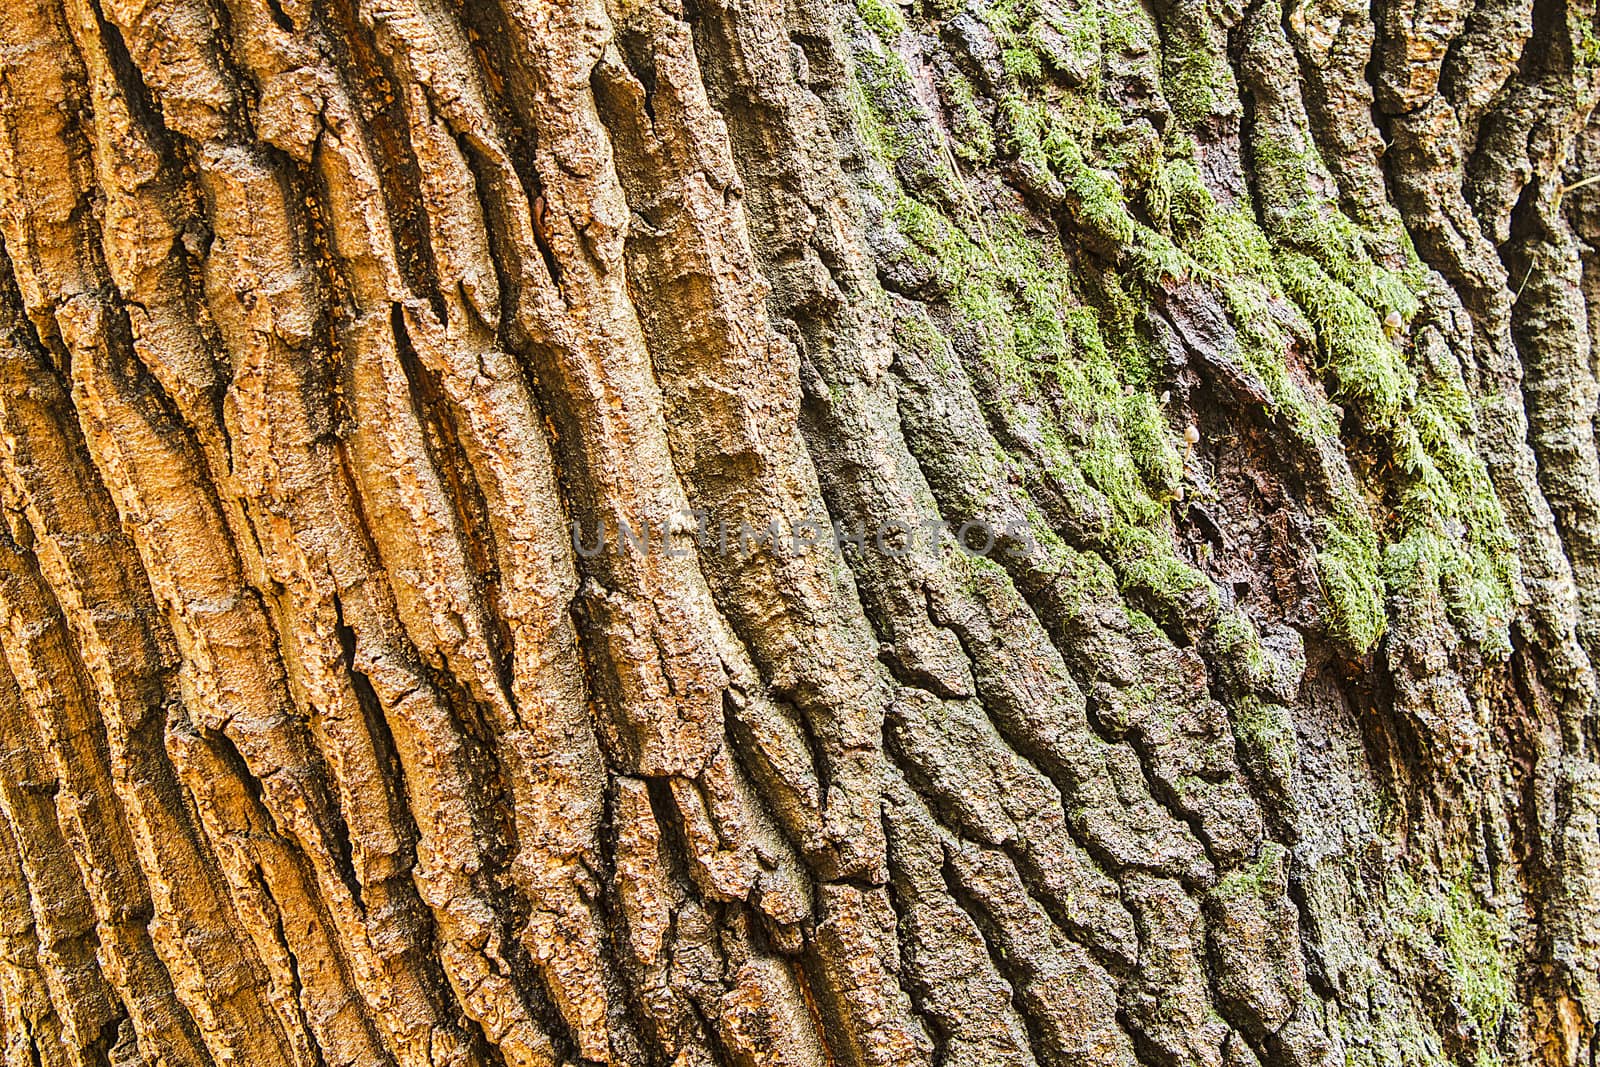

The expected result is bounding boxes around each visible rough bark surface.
[0,0,1597,1063]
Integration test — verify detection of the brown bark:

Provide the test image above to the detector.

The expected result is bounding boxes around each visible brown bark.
[0,0,1596,1062]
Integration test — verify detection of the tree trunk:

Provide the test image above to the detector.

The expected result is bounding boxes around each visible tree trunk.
[0,0,1596,1062]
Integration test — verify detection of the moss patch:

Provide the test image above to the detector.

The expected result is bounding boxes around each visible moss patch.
[1392,872,1515,1065]
[846,0,1516,656]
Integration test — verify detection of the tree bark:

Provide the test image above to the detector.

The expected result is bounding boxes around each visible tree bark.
[0,0,1595,1063]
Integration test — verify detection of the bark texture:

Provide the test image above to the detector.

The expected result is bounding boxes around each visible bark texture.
[0,0,1597,1062]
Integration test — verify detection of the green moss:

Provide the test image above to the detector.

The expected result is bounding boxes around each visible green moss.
[1228,695,1297,797]
[1163,41,1230,126]
[1392,872,1514,1064]
[1317,500,1388,651]
[942,70,996,164]
[856,0,906,40]
[860,102,1208,628]
[1441,891,1514,1061]
[948,543,1018,600]
[845,50,909,165]
[1216,840,1287,899]
[1097,0,1154,56]
[1223,117,1516,654]
[1166,170,1392,648]
[1047,130,1140,246]
[1114,525,1219,630]
[1122,391,1183,493]
[1384,529,1515,658]
[1275,252,1408,423]
[1576,20,1600,74]
[847,0,1513,660]
[1215,612,1268,676]
[983,0,1103,86]
[846,0,1305,643]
